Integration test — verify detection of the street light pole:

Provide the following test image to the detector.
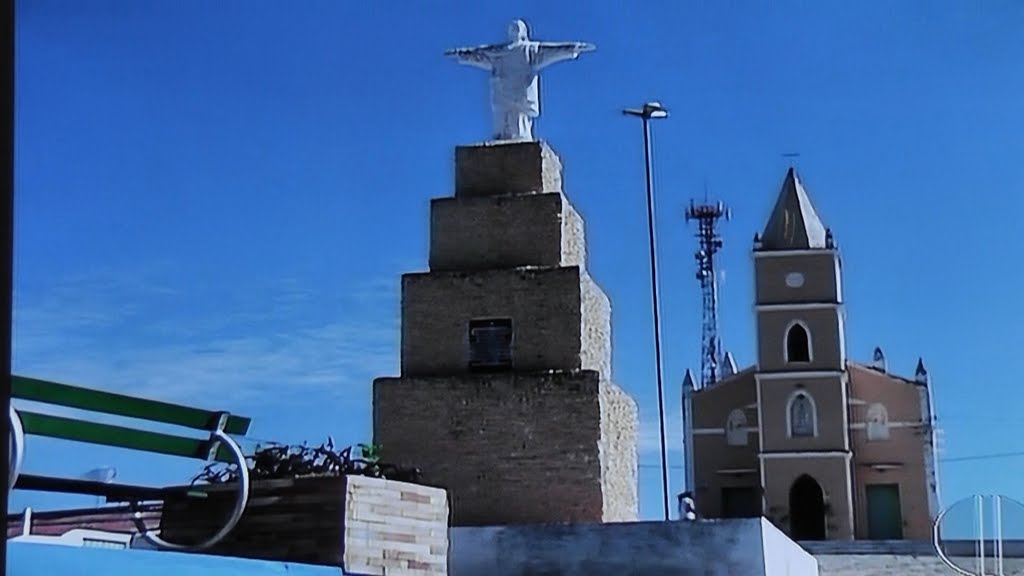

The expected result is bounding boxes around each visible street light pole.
[623,102,671,521]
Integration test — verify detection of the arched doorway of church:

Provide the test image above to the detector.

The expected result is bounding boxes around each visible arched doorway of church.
[789,474,826,540]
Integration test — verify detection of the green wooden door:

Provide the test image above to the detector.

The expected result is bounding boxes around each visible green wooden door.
[866,484,903,540]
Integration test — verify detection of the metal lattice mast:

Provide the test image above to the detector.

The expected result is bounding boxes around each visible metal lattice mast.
[685,199,730,389]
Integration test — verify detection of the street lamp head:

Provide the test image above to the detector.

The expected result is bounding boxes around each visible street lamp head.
[644,101,669,118]
[623,101,669,120]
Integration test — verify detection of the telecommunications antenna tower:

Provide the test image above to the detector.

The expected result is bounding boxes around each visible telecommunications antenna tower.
[685,196,730,389]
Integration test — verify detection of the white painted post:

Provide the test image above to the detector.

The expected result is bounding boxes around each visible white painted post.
[20,507,31,537]
[977,494,985,576]
[995,495,1004,576]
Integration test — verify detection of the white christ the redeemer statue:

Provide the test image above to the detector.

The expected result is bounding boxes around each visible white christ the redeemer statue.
[446,20,595,142]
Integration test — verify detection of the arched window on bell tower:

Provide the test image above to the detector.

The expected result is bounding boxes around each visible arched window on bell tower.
[785,321,812,364]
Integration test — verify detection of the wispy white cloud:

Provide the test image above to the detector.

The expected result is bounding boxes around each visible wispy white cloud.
[12,267,401,407]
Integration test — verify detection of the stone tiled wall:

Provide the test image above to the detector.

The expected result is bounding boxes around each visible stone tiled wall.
[580,272,612,380]
[342,476,449,576]
[561,199,586,269]
[599,381,638,522]
[158,476,449,574]
[374,370,637,526]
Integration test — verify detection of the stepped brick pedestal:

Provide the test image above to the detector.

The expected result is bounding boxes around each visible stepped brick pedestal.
[374,140,638,526]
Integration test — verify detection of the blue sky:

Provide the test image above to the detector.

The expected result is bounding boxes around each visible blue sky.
[11,0,1024,526]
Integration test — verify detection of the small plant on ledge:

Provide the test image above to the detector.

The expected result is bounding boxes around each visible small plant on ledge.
[191,437,422,486]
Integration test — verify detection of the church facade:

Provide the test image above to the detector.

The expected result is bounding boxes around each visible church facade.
[683,168,940,541]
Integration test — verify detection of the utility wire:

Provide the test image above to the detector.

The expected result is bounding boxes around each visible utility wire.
[640,450,1024,472]
[939,451,1024,464]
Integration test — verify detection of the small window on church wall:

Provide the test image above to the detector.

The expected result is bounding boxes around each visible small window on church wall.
[789,393,816,438]
[468,318,513,371]
[726,409,748,446]
[786,322,811,363]
[866,403,890,441]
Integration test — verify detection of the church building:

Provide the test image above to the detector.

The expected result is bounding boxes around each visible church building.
[683,168,941,541]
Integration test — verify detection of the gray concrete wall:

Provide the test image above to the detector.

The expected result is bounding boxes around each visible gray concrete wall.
[762,519,821,575]
[451,519,818,576]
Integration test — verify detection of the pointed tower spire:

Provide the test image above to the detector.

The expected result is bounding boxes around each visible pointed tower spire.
[721,352,738,379]
[680,368,697,502]
[871,346,887,373]
[682,369,696,392]
[760,168,829,250]
[915,357,929,385]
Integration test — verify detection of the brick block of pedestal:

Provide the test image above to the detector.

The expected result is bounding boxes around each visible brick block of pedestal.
[455,141,562,198]
[373,370,638,526]
[400,266,610,378]
[429,192,586,272]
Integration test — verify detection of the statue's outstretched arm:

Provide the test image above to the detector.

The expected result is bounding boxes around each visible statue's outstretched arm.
[534,42,596,69]
[445,44,501,70]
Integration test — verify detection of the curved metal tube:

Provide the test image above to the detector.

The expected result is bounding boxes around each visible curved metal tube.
[9,406,24,493]
[132,429,251,551]
[933,503,977,576]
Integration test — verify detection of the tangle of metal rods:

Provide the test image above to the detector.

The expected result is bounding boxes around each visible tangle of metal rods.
[192,438,422,485]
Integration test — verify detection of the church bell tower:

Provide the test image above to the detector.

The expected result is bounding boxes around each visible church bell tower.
[754,168,854,540]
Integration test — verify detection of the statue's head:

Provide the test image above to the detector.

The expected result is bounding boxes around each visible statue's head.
[507,19,529,42]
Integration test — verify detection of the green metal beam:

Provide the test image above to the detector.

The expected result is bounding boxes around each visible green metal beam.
[12,375,251,435]
[18,411,236,463]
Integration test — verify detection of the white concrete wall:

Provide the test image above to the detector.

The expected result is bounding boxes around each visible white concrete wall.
[761,518,820,575]
[451,519,820,576]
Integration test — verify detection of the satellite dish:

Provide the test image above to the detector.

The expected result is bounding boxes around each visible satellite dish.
[81,467,117,483]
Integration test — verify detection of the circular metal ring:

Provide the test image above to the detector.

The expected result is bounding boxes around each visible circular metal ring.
[132,429,251,551]
[9,407,24,493]
[933,503,979,576]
